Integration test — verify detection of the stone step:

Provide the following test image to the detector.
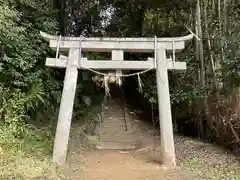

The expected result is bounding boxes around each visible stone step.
[98,120,126,124]
[99,136,136,142]
[104,115,125,118]
[100,121,132,128]
[104,109,123,111]
[103,107,124,109]
[101,120,125,123]
[95,97,136,151]
[101,123,125,126]
[94,125,127,132]
[104,105,124,108]
[98,130,133,136]
[103,116,125,122]
[98,138,135,143]
[103,119,125,122]
[104,104,123,106]
[100,120,126,123]
[97,132,130,136]
[96,141,137,150]
[102,117,125,121]
[103,113,125,116]
[98,131,129,136]
[98,123,132,132]
[97,126,127,131]
[104,112,124,114]
[105,102,123,105]
[97,124,127,129]
[104,113,124,115]
[98,130,131,136]
[101,120,126,124]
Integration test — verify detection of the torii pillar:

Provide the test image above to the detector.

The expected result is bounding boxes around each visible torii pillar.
[40,31,193,168]
[53,48,79,164]
[156,47,176,168]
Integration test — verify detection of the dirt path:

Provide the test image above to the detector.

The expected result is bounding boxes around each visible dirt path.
[61,136,239,180]
[1,99,239,179]
[60,96,239,180]
[63,146,194,180]
[79,150,195,180]
[61,97,195,180]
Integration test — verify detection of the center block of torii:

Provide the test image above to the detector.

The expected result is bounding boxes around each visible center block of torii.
[40,31,193,168]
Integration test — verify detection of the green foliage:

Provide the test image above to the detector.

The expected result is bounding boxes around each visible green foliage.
[0,120,56,179]
[0,0,61,139]
[0,1,239,175]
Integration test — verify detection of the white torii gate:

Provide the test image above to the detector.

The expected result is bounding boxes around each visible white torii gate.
[40,32,193,168]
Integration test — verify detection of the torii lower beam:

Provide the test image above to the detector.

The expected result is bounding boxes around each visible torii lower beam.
[45,57,187,70]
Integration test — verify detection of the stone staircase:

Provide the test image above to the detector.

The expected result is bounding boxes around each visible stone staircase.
[94,89,137,150]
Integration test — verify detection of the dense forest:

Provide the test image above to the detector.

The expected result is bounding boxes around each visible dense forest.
[0,0,240,178]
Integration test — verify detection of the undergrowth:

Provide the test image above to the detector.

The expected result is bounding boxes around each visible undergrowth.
[0,123,55,179]
[176,136,240,180]
[0,92,103,179]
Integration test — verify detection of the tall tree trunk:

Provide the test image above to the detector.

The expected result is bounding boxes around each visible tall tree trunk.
[223,0,230,36]
[196,0,213,138]
[204,2,218,93]
[217,0,225,66]
[203,1,222,135]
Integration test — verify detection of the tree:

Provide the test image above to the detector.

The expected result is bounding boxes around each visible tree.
[0,0,60,135]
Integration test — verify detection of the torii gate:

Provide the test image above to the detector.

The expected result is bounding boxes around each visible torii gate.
[40,32,193,168]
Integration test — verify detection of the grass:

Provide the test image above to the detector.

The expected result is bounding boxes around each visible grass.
[0,98,102,179]
[0,123,58,179]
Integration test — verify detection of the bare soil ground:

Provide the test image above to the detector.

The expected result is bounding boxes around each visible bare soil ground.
[1,102,239,179]
[59,110,240,180]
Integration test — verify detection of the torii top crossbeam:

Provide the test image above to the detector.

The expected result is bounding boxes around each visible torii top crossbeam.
[40,31,193,168]
[40,31,193,53]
